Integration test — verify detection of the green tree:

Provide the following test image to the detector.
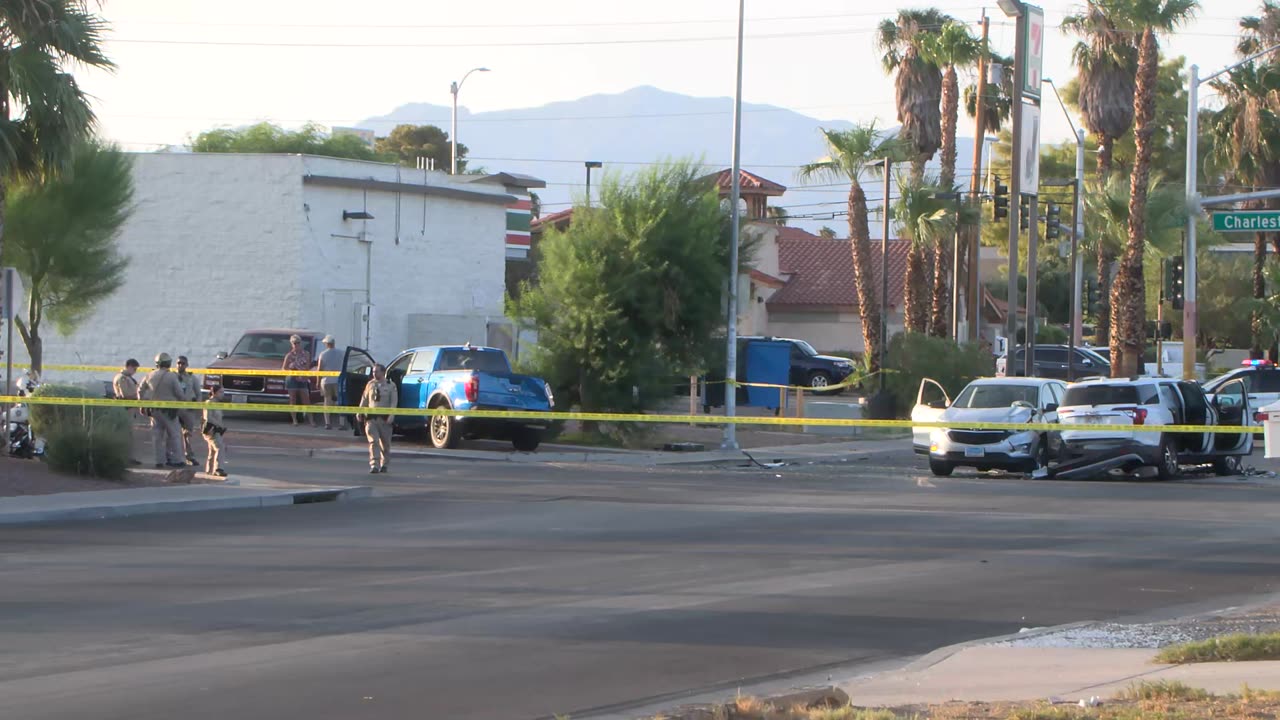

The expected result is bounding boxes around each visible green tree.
[374,124,463,172]
[894,175,950,334]
[799,122,905,375]
[818,226,837,239]
[877,8,952,182]
[1107,0,1199,378]
[1202,252,1265,349]
[919,20,981,338]
[190,122,386,162]
[509,160,740,418]
[0,1,114,282]
[0,143,132,373]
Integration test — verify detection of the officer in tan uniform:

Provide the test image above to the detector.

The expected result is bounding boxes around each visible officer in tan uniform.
[112,358,144,465]
[138,353,186,468]
[174,355,202,465]
[357,363,397,474]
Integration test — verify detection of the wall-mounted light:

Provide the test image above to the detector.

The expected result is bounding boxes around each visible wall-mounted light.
[343,210,374,221]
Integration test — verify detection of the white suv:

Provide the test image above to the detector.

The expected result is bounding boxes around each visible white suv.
[1056,377,1252,479]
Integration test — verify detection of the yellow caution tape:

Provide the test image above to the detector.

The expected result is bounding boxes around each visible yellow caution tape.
[0,394,1261,434]
[12,363,337,378]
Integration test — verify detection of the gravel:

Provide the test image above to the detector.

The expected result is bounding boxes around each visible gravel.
[992,606,1280,649]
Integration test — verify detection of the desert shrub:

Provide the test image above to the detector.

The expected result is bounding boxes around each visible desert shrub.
[883,333,995,417]
[28,384,131,480]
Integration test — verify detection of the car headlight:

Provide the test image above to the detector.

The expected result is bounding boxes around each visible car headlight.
[1008,431,1035,451]
[544,382,555,408]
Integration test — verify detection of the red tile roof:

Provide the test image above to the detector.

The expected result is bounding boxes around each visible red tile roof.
[705,168,787,196]
[767,237,911,311]
[531,208,573,232]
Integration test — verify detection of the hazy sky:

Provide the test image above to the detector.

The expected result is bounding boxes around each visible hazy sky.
[83,0,1259,157]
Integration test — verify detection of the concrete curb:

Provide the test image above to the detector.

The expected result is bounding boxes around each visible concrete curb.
[0,479,373,526]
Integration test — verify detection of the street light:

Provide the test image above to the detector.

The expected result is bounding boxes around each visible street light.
[584,161,602,207]
[449,67,490,175]
[1043,77,1087,375]
[722,0,746,450]
[1185,43,1280,380]
[997,0,1024,16]
[872,156,894,397]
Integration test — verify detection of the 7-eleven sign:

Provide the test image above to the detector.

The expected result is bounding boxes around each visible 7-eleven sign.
[1021,4,1045,99]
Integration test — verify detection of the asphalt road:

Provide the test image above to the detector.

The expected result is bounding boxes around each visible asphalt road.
[3,446,1280,720]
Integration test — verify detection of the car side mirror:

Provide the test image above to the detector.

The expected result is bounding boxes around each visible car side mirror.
[1045,403,1058,413]
[216,351,228,360]
[1081,359,1093,367]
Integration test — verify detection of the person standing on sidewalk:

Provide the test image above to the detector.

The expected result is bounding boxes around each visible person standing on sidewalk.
[112,358,144,466]
[174,355,202,465]
[282,334,316,427]
[138,353,185,468]
[357,363,397,474]
[202,385,228,477]
[316,335,346,430]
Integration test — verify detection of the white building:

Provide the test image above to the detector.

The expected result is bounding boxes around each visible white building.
[9,152,542,380]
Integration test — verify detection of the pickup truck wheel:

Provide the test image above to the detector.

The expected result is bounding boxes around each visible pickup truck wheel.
[1156,436,1179,480]
[429,402,460,449]
[1213,454,1244,477]
[928,458,954,477]
[511,428,541,452]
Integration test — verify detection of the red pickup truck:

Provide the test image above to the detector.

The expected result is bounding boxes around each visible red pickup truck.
[202,328,324,405]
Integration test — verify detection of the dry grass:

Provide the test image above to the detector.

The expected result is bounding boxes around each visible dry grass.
[1154,632,1280,664]
[658,683,1280,720]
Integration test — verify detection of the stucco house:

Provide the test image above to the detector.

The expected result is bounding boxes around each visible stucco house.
[10,152,543,378]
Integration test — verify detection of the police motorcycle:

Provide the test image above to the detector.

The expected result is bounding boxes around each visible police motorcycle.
[5,370,44,458]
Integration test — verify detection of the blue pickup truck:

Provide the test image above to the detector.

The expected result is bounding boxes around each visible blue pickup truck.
[339,344,554,451]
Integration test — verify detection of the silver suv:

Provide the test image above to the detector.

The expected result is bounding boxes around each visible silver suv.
[1056,377,1252,479]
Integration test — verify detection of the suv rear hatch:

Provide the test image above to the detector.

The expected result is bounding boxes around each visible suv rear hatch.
[1058,384,1152,441]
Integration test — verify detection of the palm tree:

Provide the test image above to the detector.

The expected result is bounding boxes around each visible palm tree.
[894,175,950,334]
[920,21,981,337]
[964,52,1014,139]
[1207,6,1280,355]
[1062,2,1139,348]
[1106,0,1199,378]
[799,123,905,374]
[877,9,952,183]
[0,1,113,268]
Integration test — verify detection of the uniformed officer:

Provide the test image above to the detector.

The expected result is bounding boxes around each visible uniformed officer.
[112,358,143,465]
[357,363,397,474]
[202,384,228,477]
[137,353,186,468]
[174,355,202,465]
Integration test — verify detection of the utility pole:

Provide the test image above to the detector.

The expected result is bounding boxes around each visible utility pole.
[1003,4,1027,344]
[880,158,892,390]
[967,11,990,344]
[721,0,745,450]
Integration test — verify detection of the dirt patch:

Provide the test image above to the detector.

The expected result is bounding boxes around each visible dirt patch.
[0,455,180,498]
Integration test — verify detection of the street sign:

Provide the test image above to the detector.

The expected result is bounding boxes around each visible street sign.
[1019,102,1041,193]
[1021,4,1045,99]
[1212,211,1280,232]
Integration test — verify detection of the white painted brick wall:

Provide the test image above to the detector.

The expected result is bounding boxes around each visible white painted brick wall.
[11,153,513,386]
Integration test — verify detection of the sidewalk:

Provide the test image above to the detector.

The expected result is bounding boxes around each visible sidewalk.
[841,645,1280,705]
[0,475,372,525]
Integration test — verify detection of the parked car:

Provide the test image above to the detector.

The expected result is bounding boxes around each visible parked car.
[1055,376,1252,479]
[737,336,857,393]
[202,328,323,405]
[1202,359,1280,425]
[995,344,1110,380]
[911,377,1067,476]
[339,344,554,451]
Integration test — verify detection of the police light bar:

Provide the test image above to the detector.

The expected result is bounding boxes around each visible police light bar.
[1243,358,1273,367]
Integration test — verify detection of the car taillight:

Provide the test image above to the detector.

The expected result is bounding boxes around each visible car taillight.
[465,372,479,403]
[1256,411,1269,423]
[1118,407,1147,425]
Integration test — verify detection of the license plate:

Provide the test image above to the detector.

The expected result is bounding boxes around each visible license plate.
[229,393,246,404]
[964,447,986,458]
[1081,416,1104,424]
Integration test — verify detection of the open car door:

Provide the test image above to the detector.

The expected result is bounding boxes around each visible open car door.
[338,347,377,422]
[1212,377,1253,455]
[910,378,951,452]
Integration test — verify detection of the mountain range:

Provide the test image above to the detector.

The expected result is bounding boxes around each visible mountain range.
[360,86,982,233]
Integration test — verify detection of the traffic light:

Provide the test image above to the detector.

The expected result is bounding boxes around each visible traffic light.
[1045,201,1061,239]
[1019,194,1030,231]
[1168,254,1185,310]
[993,177,1009,221]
